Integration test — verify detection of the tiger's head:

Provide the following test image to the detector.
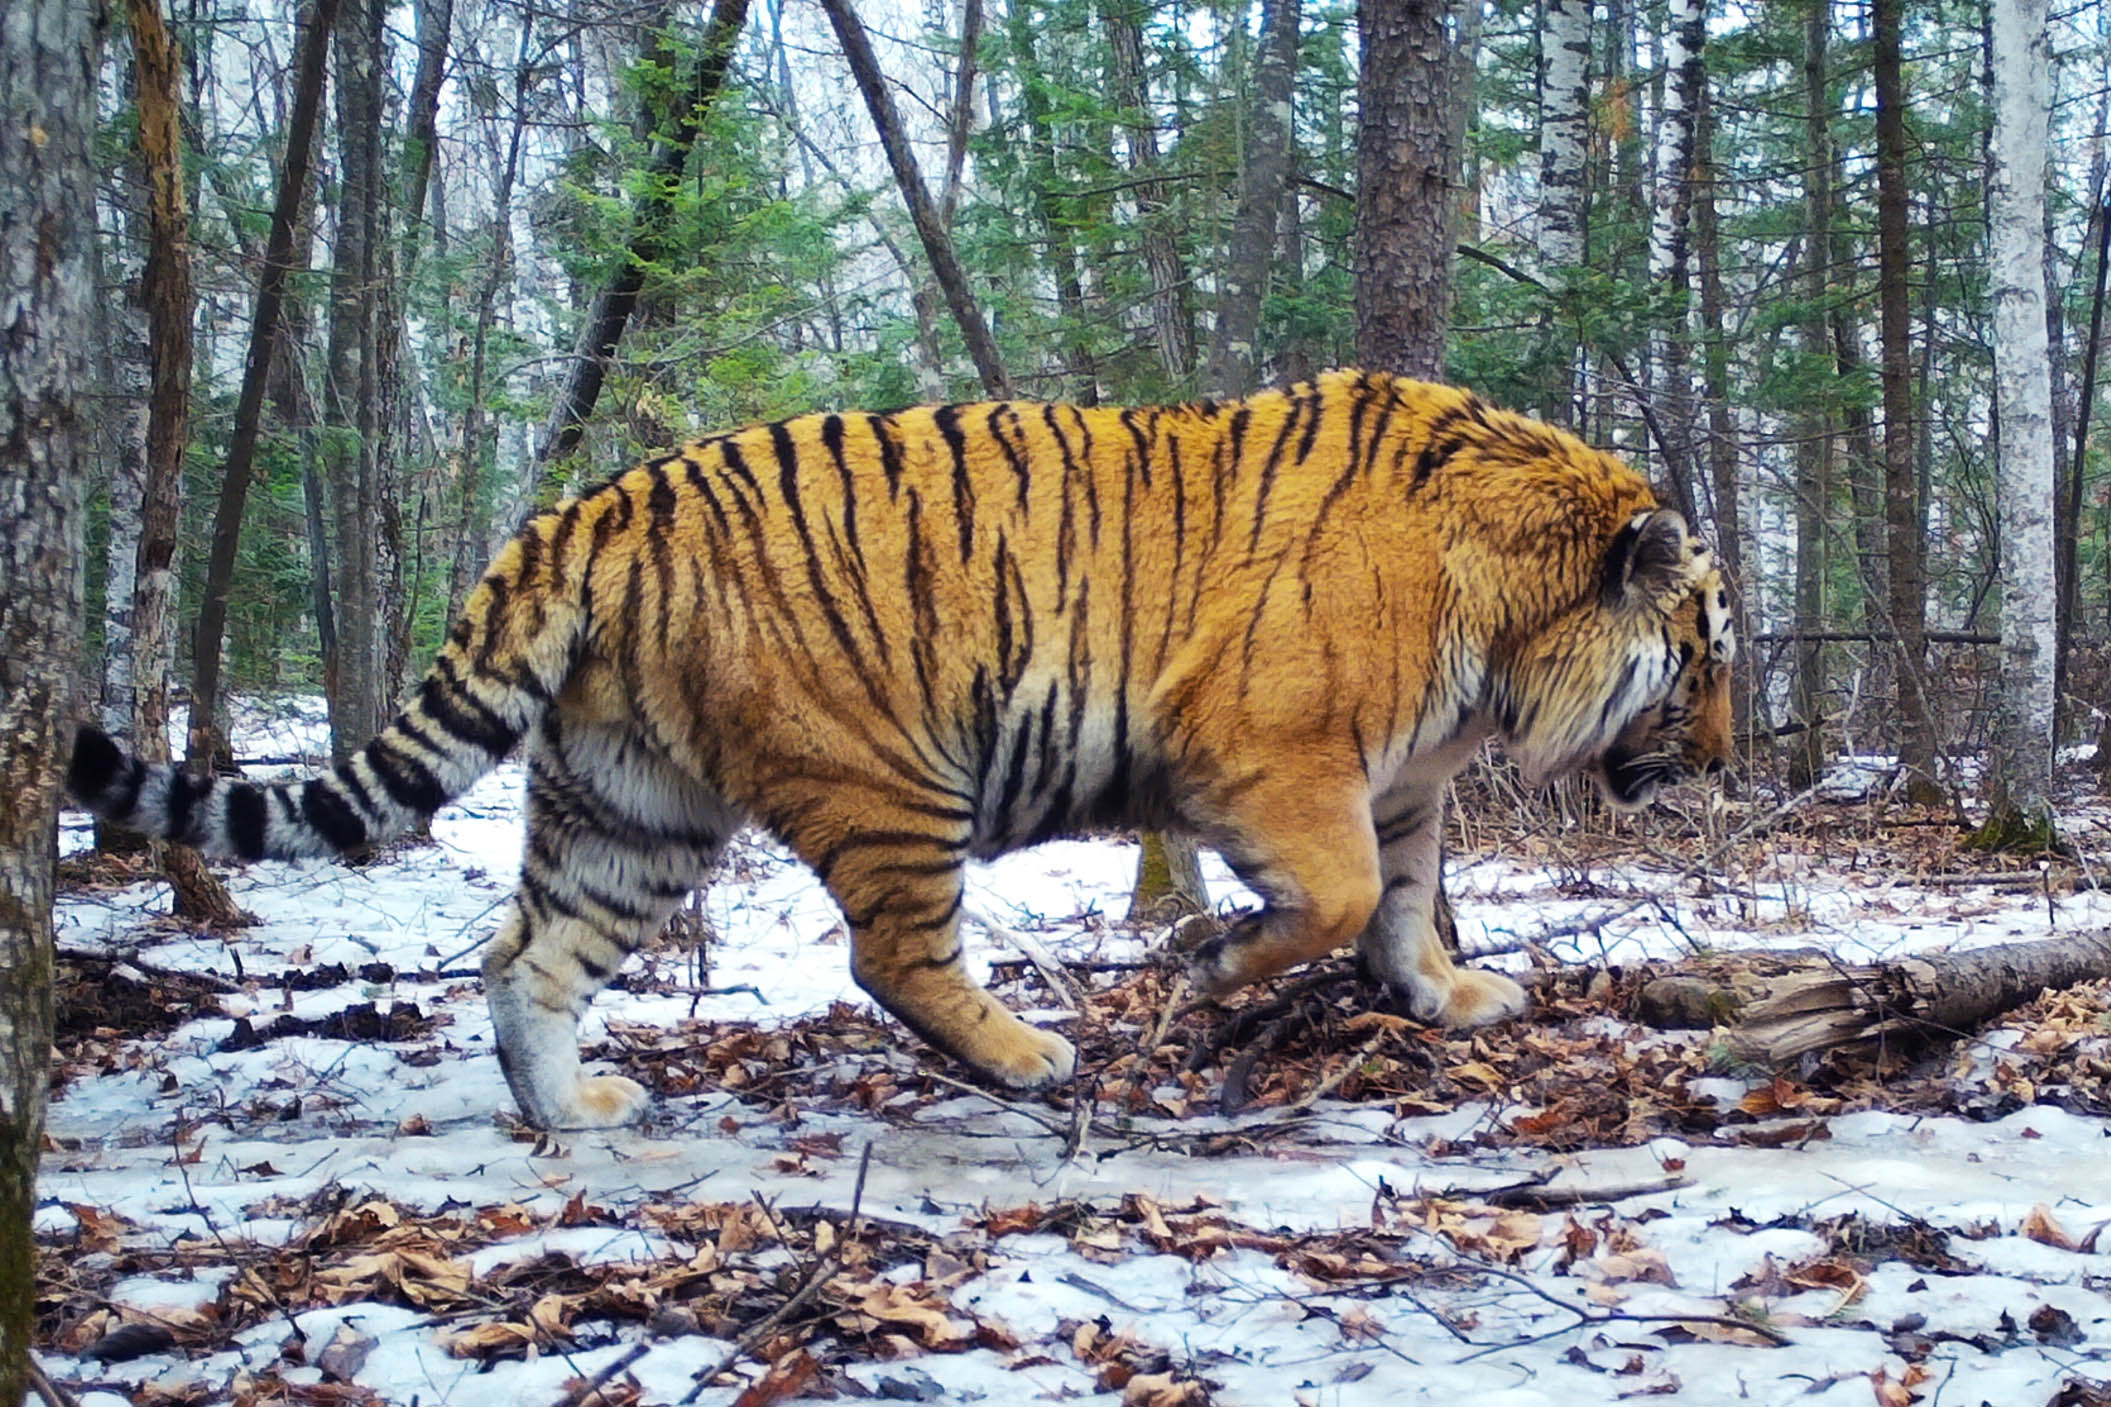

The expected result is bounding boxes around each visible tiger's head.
[1499,508,1735,809]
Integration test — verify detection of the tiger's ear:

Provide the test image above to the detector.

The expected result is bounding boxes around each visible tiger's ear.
[1598,509,1691,609]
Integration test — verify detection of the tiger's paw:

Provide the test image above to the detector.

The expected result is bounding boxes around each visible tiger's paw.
[546,1074,650,1129]
[1185,919,1267,997]
[974,1024,1077,1090]
[1419,968,1529,1030]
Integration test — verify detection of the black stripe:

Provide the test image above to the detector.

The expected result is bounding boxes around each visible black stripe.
[303,779,369,851]
[821,414,864,568]
[990,405,1031,509]
[1071,406,1101,546]
[367,741,447,815]
[1295,383,1325,463]
[227,786,268,859]
[1120,408,1153,488]
[425,660,521,756]
[1248,396,1304,556]
[870,413,906,497]
[646,459,679,651]
[1044,404,1080,603]
[936,405,976,562]
[1411,402,1475,489]
[164,770,204,842]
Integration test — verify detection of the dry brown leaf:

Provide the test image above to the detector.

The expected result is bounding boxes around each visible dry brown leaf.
[730,1351,821,1407]
[1122,1373,1209,1407]
[845,1282,974,1349]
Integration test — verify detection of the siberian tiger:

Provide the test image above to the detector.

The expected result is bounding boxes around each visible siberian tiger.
[69,371,1735,1129]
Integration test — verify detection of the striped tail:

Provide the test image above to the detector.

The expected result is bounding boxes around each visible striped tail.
[68,517,587,861]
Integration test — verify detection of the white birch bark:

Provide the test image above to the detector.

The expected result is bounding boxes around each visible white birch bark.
[1538,0,1590,426]
[1988,0,2056,820]
[1644,0,1703,512]
[1539,0,1590,279]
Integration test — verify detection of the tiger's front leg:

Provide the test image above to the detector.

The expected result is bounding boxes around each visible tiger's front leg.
[1356,785,1527,1028]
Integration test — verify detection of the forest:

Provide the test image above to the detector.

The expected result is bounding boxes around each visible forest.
[4,0,2111,1402]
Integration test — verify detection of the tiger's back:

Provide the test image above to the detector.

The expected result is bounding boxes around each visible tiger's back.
[70,371,1733,1128]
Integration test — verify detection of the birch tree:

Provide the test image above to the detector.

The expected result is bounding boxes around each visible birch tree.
[1537,0,1590,427]
[1644,0,1702,518]
[0,2,99,1396]
[1984,0,2056,834]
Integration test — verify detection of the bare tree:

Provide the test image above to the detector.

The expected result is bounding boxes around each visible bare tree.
[1985,0,2056,833]
[1207,0,1299,395]
[323,0,390,755]
[819,0,1011,396]
[1788,0,1833,790]
[0,2,99,1396]
[1008,2,1100,402]
[447,26,535,626]
[1537,0,1590,427]
[1692,83,1744,729]
[189,0,343,767]
[1643,0,1702,519]
[1104,0,1196,380]
[1874,0,1938,802]
[536,0,755,472]
[128,0,246,923]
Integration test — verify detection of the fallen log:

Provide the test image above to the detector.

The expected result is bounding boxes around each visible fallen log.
[1635,932,2111,1063]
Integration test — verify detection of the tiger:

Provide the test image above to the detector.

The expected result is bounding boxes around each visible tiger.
[68,370,1735,1130]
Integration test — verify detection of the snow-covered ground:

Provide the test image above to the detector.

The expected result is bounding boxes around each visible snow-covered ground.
[35,704,2111,1405]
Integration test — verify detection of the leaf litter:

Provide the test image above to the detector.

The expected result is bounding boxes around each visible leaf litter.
[37,733,2111,1404]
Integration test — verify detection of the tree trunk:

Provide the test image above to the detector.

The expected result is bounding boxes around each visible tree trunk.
[128,0,246,925]
[447,38,533,627]
[1104,0,1197,381]
[1874,0,1938,803]
[819,0,1010,397]
[1537,0,1590,427]
[188,0,342,767]
[1714,931,2111,1063]
[1788,0,1832,791]
[535,0,755,474]
[1692,82,1744,732]
[323,0,388,759]
[1354,0,1459,383]
[2060,179,2109,743]
[1206,0,1299,395]
[939,0,982,227]
[1642,0,1701,519]
[1986,0,2057,827]
[371,0,453,696]
[0,4,98,1397]
[1008,3,1100,403]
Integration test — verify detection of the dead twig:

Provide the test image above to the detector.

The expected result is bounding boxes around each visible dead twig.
[551,1342,650,1407]
[28,1358,81,1407]
[1455,1261,1791,1356]
[967,905,1085,1010]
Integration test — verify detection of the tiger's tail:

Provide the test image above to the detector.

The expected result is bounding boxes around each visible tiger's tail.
[68,513,588,861]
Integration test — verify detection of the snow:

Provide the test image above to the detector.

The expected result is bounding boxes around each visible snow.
[37,699,2111,1404]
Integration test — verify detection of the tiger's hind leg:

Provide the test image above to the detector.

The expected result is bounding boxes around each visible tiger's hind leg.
[483,718,732,1128]
[1181,764,1385,996]
[1354,783,1526,1028]
[786,800,1075,1089]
